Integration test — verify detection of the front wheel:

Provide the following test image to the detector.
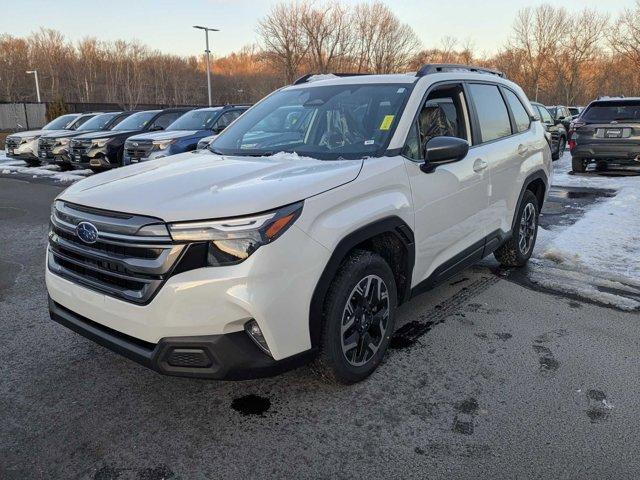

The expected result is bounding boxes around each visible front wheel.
[494,190,539,267]
[315,250,397,384]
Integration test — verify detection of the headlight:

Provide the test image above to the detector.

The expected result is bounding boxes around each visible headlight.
[152,139,175,150]
[167,202,303,265]
[92,138,111,148]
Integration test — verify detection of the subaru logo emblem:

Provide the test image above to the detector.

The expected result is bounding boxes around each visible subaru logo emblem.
[132,142,138,147]
[76,221,99,244]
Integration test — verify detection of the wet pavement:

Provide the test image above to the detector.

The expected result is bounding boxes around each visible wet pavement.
[1,176,639,479]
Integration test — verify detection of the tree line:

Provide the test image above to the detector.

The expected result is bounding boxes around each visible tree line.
[1,1,638,109]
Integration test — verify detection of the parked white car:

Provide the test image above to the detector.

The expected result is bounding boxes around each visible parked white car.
[46,64,551,383]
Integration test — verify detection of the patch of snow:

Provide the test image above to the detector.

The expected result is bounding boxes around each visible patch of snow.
[0,162,93,183]
[529,153,640,310]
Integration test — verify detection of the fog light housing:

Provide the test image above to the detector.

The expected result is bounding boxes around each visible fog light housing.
[245,319,271,356]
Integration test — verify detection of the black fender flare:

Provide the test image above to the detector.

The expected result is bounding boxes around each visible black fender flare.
[511,170,549,232]
[308,216,415,349]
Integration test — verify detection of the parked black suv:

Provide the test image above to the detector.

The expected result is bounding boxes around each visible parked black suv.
[532,102,567,160]
[569,98,640,172]
[548,105,573,132]
[69,108,191,172]
[37,111,134,170]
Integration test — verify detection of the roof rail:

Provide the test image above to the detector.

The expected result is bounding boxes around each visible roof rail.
[293,72,373,85]
[416,64,505,79]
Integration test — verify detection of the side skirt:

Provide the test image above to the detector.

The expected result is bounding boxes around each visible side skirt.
[410,229,509,298]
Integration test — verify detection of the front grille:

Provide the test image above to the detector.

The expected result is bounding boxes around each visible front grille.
[38,137,57,157]
[5,137,20,148]
[125,142,153,160]
[48,201,185,304]
[69,140,91,158]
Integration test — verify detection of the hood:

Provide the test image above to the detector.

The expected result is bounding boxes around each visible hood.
[9,129,65,139]
[60,151,363,222]
[40,130,97,140]
[74,129,139,140]
[127,130,205,142]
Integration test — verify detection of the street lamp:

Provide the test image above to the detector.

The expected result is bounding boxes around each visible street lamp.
[193,25,219,107]
[26,70,41,103]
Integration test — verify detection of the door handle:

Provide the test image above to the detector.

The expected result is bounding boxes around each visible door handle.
[473,158,488,172]
[517,144,529,156]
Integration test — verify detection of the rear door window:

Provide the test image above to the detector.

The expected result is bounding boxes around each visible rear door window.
[468,84,512,142]
[503,89,531,133]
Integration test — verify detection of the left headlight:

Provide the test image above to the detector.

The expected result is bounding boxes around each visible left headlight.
[152,139,175,150]
[167,202,303,266]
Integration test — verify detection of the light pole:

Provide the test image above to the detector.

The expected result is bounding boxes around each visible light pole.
[26,70,41,103]
[193,25,219,107]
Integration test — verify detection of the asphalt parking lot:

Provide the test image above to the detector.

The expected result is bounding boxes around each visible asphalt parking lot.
[1,174,640,479]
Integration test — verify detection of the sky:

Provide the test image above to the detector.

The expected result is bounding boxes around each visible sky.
[1,0,634,58]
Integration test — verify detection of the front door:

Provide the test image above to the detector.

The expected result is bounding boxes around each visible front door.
[402,83,490,287]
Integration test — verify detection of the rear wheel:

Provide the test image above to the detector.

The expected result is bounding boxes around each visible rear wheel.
[571,157,586,173]
[494,190,539,267]
[314,250,397,384]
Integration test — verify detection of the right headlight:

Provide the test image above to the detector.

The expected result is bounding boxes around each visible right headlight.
[167,202,303,266]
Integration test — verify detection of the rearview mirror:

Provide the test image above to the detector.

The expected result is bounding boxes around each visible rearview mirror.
[420,136,469,173]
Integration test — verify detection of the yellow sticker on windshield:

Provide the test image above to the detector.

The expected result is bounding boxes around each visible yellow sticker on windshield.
[379,115,395,130]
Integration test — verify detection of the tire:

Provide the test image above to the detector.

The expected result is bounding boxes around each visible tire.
[572,157,586,173]
[494,190,539,268]
[314,250,397,384]
[552,137,566,161]
[24,159,41,167]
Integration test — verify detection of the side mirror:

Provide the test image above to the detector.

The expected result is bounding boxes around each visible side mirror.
[420,136,469,173]
[212,125,225,134]
[150,125,164,131]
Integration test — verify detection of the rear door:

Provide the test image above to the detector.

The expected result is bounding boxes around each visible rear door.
[466,83,536,237]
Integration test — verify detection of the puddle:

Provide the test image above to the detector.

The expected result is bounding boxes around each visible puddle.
[389,320,436,349]
[231,394,271,416]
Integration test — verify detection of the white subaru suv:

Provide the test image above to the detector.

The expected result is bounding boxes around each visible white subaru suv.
[46,64,551,384]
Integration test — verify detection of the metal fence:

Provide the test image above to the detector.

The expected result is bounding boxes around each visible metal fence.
[0,103,47,131]
[0,102,204,132]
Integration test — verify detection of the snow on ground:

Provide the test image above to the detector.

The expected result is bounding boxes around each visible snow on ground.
[529,153,640,310]
[0,152,93,183]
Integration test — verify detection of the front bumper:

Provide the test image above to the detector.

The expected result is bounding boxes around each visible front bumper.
[46,224,331,363]
[49,298,315,380]
[6,139,39,160]
[70,148,114,169]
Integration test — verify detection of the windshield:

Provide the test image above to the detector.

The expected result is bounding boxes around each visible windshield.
[112,111,157,131]
[43,114,79,130]
[167,109,221,131]
[548,107,558,117]
[582,102,640,123]
[211,83,412,160]
[77,112,119,131]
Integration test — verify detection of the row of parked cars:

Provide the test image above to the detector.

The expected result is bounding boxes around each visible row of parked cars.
[5,105,249,171]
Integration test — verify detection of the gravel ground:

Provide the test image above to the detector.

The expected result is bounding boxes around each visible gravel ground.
[1,177,639,480]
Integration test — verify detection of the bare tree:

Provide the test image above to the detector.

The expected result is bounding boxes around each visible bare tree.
[258,2,309,83]
[509,5,569,101]
[610,0,640,71]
